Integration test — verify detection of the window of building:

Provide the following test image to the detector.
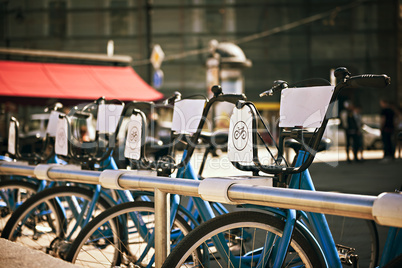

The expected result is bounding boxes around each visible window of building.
[0,2,6,39]
[48,1,67,37]
[110,0,129,35]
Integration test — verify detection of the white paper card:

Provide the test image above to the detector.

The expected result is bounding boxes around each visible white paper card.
[47,111,64,137]
[96,104,124,134]
[55,117,68,156]
[8,121,16,155]
[228,105,253,163]
[124,114,142,160]
[171,99,205,134]
[279,86,333,128]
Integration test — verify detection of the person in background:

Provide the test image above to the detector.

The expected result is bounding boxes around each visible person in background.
[340,101,352,162]
[379,99,396,162]
[353,105,364,161]
[341,101,361,162]
[79,125,90,142]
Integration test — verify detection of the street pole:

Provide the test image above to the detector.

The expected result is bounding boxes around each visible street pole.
[145,0,153,84]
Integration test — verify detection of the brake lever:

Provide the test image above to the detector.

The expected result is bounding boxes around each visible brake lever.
[260,80,288,97]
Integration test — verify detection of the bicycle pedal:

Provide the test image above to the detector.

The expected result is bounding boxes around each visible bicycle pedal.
[336,244,359,266]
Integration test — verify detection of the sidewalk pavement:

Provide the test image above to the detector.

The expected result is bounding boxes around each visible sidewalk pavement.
[0,238,79,268]
[309,148,401,196]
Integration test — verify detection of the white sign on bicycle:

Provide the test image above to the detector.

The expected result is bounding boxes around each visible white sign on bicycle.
[124,114,142,160]
[8,121,16,155]
[172,99,205,134]
[279,86,333,128]
[97,104,124,134]
[55,117,68,156]
[47,111,64,137]
[228,105,253,164]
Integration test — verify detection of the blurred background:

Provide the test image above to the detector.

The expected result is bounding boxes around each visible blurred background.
[0,0,401,155]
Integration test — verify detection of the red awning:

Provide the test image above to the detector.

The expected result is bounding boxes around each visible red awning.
[0,60,164,103]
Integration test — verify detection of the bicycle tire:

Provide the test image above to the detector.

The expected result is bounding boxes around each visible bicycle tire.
[162,210,327,268]
[65,201,197,267]
[1,185,113,257]
[0,180,39,233]
[326,215,379,267]
[383,254,402,268]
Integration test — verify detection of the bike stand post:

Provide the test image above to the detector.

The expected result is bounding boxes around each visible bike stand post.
[155,188,170,268]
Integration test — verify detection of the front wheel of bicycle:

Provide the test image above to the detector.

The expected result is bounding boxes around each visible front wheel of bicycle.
[65,201,196,267]
[1,185,113,256]
[162,210,327,268]
[383,254,402,268]
[0,180,38,233]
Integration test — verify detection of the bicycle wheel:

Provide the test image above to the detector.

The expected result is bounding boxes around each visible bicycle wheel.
[326,215,379,268]
[1,185,113,257]
[65,201,196,267]
[162,210,326,268]
[383,254,402,268]
[0,180,38,233]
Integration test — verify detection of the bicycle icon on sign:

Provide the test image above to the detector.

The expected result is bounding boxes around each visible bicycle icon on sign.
[129,127,139,143]
[233,121,248,151]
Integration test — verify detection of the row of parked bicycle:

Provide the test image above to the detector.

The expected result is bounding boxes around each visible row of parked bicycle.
[0,67,401,268]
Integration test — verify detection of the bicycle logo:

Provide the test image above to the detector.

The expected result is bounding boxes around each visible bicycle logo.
[128,126,139,149]
[57,128,66,148]
[232,121,248,151]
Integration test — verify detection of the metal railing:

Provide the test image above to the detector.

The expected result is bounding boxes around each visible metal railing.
[1,161,401,267]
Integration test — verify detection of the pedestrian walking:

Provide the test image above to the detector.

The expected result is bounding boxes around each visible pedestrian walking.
[379,99,396,162]
[341,101,361,162]
[353,105,364,161]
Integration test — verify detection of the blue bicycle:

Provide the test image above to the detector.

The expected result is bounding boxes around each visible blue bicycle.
[61,88,248,267]
[162,68,394,267]
[0,103,66,233]
[0,98,162,256]
[1,95,232,263]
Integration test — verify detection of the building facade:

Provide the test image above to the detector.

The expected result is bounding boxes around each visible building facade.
[1,0,401,114]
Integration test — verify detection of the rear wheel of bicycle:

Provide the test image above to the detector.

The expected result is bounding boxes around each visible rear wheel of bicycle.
[383,254,402,268]
[0,180,38,233]
[162,210,326,268]
[65,201,196,267]
[1,185,112,257]
[326,215,379,268]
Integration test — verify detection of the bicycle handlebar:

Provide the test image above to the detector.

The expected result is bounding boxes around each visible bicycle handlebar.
[347,74,391,88]
[163,91,182,105]
[177,85,247,169]
[260,80,288,97]
[255,67,391,176]
[8,104,63,164]
[286,69,390,174]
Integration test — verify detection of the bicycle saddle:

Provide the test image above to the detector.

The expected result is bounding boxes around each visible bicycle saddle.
[199,131,229,148]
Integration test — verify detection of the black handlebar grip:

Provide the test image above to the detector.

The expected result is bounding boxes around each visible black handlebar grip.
[348,74,391,88]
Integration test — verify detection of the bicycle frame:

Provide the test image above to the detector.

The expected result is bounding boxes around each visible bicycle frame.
[289,150,341,267]
[116,149,228,267]
[379,225,402,266]
[0,154,63,214]
[201,149,341,267]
